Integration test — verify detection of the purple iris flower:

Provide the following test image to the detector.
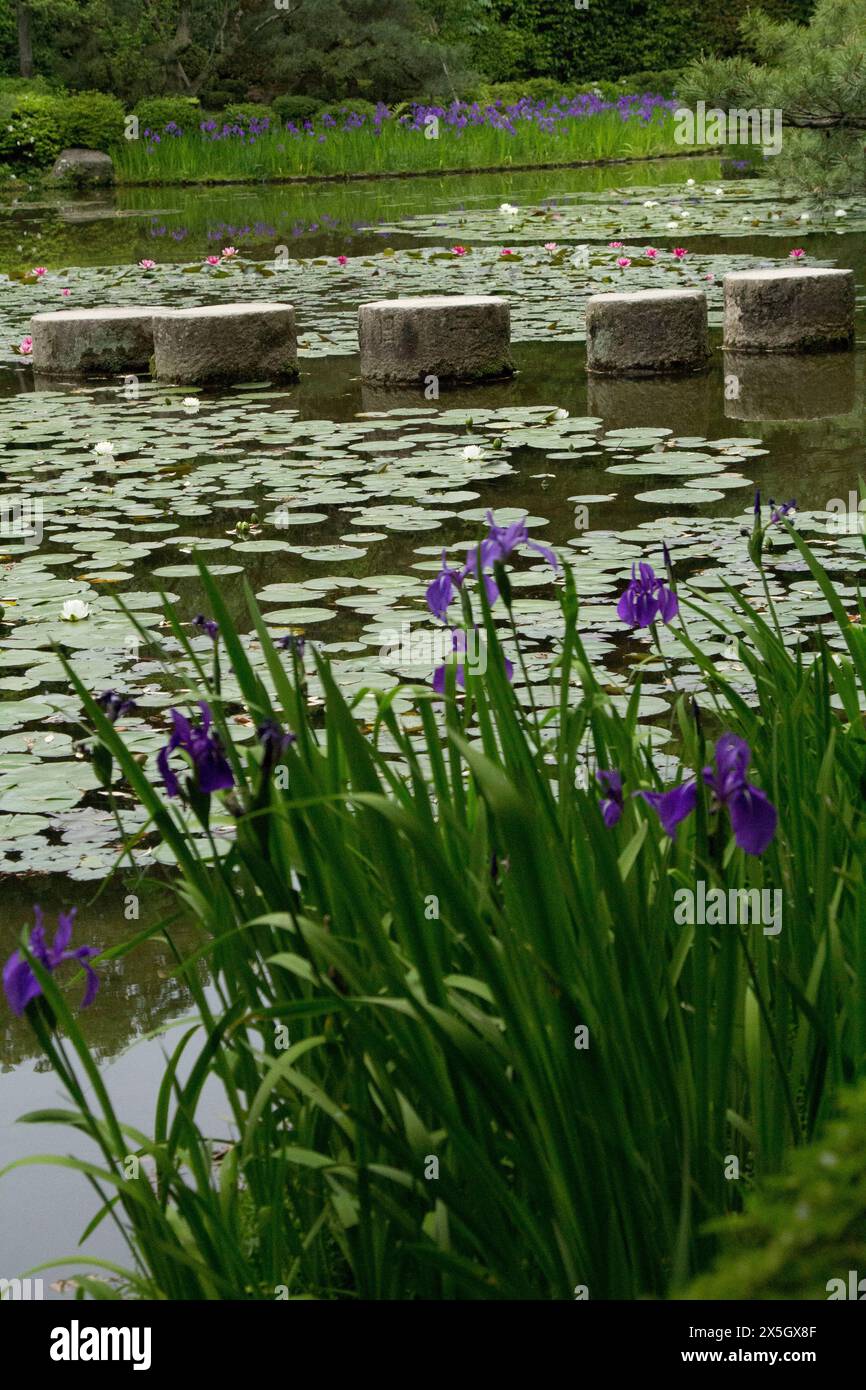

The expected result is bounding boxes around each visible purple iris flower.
[3,907,99,1016]
[426,551,464,621]
[464,511,558,577]
[616,561,679,628]
[638,734,777,855]
[278,633,306,657]
[192,614,219,641]
[596,769,624,827]
[638,780,697,839]
[432,628,513,693]
[95,690,137,723]
[769,498,796,525]
[157,702,234,799]
[704,733,778,855]
[257,718,296,772]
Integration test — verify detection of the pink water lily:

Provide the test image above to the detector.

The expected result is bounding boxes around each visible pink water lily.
[608,241,623,249]
[543,241,558,251]
[500,247,515,256]
[672,247,688,260]
[31,266,47,278]
[336,254,348,266]
[205,255,221,266]
[138,258,157,271]
[789,248,806,259]
[645,246,659,259]
[451,245,467,256]
[616,256,631,269]
[17,335,33,355]
[61,287,71,297]
[221,246,238,258]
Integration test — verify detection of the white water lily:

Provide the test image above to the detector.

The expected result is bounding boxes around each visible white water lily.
[666,221,679,229]
[642,200,658,208]
[182,396,200,413]
[61,599,90,622]
[462,444,482,461]
[499,202,518,216]
[799,212,811,222]
[714,188,724,196]
[835,208,848,218]
[554,408,568,420]
[93,440,114,457]
[686,178,695,187]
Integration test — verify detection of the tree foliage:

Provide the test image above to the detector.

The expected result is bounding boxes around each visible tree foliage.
[0,0,482,104]
[473,0,815,84]
[681,0,866,196]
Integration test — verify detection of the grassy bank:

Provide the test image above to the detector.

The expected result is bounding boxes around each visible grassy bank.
[114,95,685,185]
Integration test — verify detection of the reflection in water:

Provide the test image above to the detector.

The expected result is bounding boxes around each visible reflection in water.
[0,157,720,272]
[0,877,202,1071]
[723,350,858,421]
[587,362,716,435]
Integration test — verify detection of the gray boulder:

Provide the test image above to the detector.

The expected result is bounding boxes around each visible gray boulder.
[50,148,115,187]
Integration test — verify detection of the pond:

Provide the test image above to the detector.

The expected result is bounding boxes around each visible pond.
[1,155,865,1292]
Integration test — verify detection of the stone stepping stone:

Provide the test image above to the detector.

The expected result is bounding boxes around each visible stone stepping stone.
[723,268,855,353]
[153,303,299,385]
[585,289,710,376]
[30,307,169,375]
[358,295,513,386]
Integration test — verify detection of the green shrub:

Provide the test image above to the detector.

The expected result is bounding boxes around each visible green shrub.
[0,75,61,97]
[55,91,125,151]
[134,96,201,134]
[317,98,383,123]
[616,67,682,98]
[477,78,574,106]
[470,23,551,83]
[0,89,124,168]
[0,92,62,167]
[684,1081,866,1300]
[198,80,246,109]
[272,93,322,125]
[223,102,277,128]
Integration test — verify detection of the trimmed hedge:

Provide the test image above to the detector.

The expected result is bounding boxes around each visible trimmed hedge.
[223,102,277,128]
[478,0,815,82]
[134,96,201,134]
[476,70,681,106]
[272,93,322,125]
[0,88,124,167]
[0,93,61,167]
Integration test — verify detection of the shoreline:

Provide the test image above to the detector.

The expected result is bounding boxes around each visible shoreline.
[108,147,716,191]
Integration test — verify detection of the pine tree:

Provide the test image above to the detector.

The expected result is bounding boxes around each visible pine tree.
[680,0,866,197]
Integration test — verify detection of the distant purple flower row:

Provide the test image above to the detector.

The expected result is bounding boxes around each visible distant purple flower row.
[141,92,676,149]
